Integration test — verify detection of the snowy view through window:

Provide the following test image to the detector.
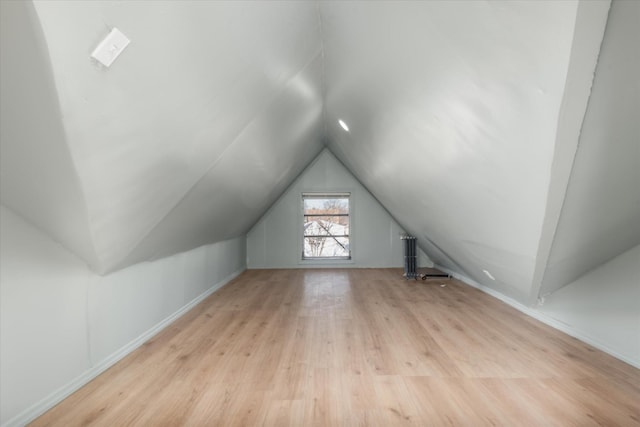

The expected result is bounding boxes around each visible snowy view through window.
[303,194,350,259]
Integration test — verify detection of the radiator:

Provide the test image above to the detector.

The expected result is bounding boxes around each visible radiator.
[400,236,451,281]
[401,236,418,279]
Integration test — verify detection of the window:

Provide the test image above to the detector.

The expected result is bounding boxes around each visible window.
[302,193,351,260]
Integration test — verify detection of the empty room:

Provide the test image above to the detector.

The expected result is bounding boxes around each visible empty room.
[1,0,639,426]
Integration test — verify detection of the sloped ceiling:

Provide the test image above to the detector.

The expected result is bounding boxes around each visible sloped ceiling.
[1,1,633,304]
[540,0,640,296]
[322,1,609,301]
[1,0,325,273]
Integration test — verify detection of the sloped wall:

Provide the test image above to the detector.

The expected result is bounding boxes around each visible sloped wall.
[0,0,98,269]
[541,0,640,295]
[537,244,640,367]
[0,205,246,427]
[247,149,431,269]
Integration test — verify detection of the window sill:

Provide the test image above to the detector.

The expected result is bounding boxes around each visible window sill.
[298,258,354,266]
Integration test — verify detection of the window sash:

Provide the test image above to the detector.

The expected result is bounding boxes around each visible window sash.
[302,236,350,259]
[302,193,351,260]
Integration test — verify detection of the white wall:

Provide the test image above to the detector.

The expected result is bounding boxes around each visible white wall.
[537,244,640,367]
[438,244,640,369]
[247,149,431,269]
[0,205,246,427]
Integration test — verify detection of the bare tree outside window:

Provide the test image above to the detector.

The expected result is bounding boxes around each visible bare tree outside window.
[302,193,350,259]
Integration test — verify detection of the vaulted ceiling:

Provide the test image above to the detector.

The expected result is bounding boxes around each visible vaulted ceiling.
[1,1,638,304]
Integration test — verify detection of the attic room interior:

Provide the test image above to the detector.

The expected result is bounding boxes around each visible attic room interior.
[1,0,638,425]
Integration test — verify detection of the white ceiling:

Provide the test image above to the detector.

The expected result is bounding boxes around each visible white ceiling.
[322,1,581,301]
[2,0,325,273]
[1,0,637,303]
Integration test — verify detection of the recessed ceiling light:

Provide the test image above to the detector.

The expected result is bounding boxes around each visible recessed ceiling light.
[482,269,496,281]
[338,119,349,132]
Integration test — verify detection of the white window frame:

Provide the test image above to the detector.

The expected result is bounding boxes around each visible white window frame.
[301,192,352,261]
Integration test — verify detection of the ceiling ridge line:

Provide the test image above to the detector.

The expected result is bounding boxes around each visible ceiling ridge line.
[316,0,329,146]
[110,48,324,271]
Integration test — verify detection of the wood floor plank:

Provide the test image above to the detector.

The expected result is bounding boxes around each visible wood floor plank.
[30,269,640,426]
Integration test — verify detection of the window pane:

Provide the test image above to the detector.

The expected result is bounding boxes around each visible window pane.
[303,216,349,236]
[303,237,350,258]
[302,193,350,260]
[303,198,349,215]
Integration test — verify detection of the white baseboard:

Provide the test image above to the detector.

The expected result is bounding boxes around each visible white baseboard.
[3,268,244,427]
[436,265,640,370]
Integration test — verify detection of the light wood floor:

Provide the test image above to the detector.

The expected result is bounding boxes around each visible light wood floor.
[31,269,640,426]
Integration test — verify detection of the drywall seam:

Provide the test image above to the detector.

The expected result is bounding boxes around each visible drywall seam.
[528,0,611,305]
[111,49,323,273]
[84,274,94,379]
[1,268,244,427]
[436,264,639,370]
